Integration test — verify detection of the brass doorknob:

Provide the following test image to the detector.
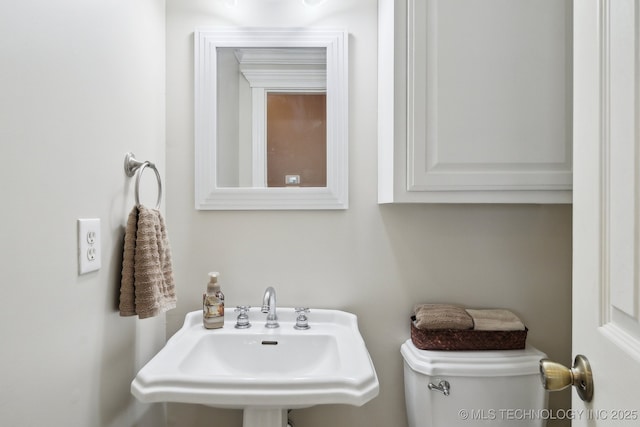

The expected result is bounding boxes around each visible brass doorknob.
[539,355,593,402]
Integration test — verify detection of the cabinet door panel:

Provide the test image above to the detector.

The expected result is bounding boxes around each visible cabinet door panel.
[407,0,572,193]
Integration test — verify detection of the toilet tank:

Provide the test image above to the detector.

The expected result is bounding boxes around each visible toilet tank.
[401,339,548,427]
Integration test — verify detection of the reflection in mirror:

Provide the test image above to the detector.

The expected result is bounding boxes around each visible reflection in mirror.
[195,28,348,210]
[266,92,326,188]
[216,47,327,188]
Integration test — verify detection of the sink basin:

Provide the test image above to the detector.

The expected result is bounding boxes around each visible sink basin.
[179,333,339,377]
[131,307,379,426]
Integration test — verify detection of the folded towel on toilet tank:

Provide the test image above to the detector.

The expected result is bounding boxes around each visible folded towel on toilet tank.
[412,304,474,330]
[465,308,525,331]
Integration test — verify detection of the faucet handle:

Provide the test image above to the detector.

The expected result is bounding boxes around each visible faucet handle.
[234,306,251,329]
[294,307,310,330]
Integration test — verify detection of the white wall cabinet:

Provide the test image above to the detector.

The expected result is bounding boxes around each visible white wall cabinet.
[378,0,572,203]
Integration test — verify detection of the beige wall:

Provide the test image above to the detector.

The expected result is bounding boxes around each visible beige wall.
[0,0,572,426]
[166,1,572,426]
[0,1,167,426]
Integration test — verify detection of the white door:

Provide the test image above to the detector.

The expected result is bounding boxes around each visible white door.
[573,0,640,424]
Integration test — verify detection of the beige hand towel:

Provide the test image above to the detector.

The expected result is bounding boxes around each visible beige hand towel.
[413,304,474,330]
[466,309,525,331]
[119,205,176,319]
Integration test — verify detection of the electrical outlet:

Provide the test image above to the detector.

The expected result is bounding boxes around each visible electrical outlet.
[78,218,101,274]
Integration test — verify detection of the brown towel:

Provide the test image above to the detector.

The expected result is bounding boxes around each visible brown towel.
[466,309,525,331]
[119,205,176,319]
[413,304,474,330]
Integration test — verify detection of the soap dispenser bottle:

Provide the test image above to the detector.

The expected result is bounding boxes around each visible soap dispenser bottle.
[203,272,225,329]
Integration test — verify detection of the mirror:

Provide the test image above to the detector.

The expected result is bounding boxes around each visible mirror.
[195,28,348,210]
[216,47,327,188]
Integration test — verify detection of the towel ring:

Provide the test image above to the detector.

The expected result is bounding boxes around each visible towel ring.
[124,152,162,210]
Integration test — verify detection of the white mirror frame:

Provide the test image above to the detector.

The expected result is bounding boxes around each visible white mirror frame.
[195,28,349,210]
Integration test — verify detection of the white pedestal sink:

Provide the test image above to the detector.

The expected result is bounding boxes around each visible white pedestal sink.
[242,408,287,427]
[131,308,379,427]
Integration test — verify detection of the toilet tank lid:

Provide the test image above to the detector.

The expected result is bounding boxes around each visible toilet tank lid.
[401,339,546,377]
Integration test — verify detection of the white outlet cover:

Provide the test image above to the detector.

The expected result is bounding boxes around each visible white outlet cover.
[78,218,101,274]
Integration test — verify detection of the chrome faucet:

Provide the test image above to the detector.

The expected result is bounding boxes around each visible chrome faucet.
[261,286,279,328]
